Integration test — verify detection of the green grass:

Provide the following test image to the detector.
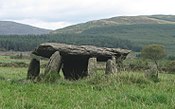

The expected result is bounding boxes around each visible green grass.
[0,56,29,63]
[0,66,175,109]
[0,56,48,67]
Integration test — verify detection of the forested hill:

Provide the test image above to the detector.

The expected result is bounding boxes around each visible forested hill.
[0,15,175,56]
[0,21,51,35]
[50,15,175,55]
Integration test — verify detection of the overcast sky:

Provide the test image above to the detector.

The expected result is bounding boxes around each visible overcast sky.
[0,0,175,30]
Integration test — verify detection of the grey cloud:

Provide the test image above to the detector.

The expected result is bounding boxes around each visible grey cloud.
[1,0,175,29]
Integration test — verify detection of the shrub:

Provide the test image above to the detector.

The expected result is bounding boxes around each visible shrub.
[164,61,175,73]
[125,59,149,71]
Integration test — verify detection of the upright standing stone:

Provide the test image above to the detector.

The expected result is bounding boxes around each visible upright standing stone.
[88,57,97,75]
[27,58,40,80]
[44,51,62,81]
[105,57,117,74]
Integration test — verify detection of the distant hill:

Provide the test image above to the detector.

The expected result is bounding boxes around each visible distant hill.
[52,15,175,34]
[51,15,175,55]
[1,15,175,56]
[0,21,51,35]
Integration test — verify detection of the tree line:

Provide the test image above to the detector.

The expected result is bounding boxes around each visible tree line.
[0,34,141,51]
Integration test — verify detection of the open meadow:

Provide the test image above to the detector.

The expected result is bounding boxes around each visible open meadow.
[1,1,175,109]
[0,55,175,109]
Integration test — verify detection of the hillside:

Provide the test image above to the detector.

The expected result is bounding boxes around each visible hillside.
[0,15,175,56]
[52,15,175,34]
[51,15,175,55]
[0,21,51,35]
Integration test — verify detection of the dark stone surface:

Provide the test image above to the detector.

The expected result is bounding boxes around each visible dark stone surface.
[62,55,89,80]
[27,59,40,80]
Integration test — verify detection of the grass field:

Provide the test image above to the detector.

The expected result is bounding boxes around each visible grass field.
[0,66,175,109]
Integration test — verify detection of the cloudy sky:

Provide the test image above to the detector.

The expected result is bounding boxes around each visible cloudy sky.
[0,0,175,30]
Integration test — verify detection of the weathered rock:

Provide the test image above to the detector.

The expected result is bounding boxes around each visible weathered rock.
[105,57,117,74]
[33,43,131,59]
[27,58,40,80]
[88,57,97,75]
[44,51,62,81]
[30,53,45,61]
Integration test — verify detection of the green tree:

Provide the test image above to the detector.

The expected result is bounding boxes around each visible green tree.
[141,44,166,71]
